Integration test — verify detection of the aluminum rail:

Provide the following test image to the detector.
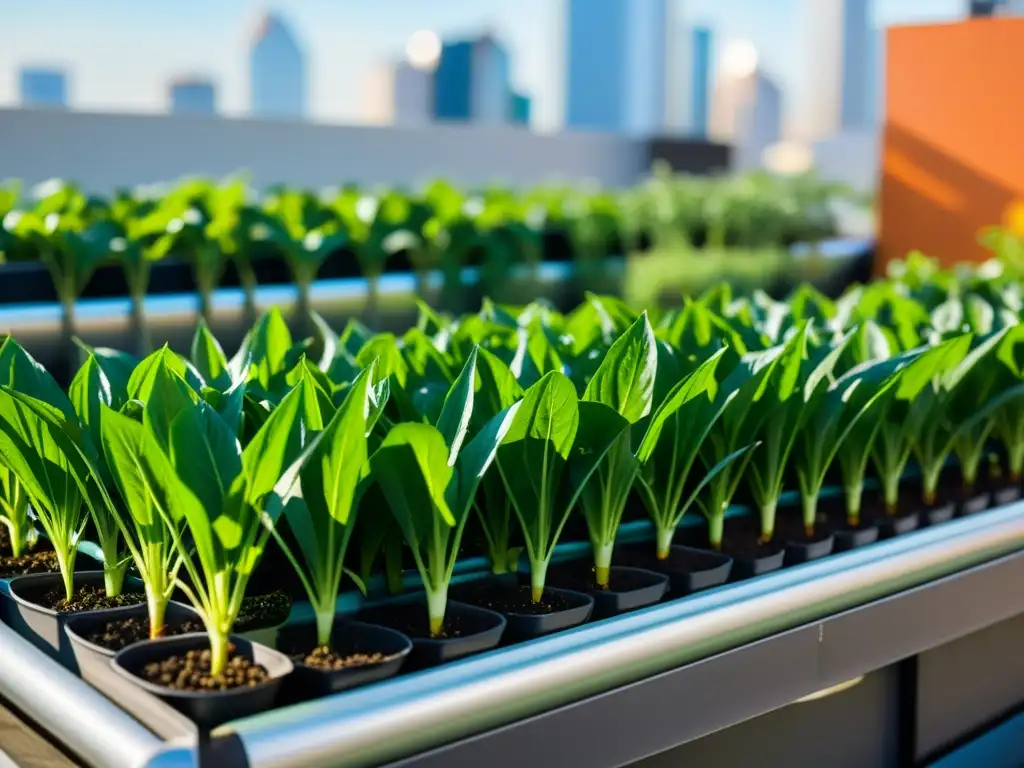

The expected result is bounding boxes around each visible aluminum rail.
[0,625,195,768]
[220,501,1024,768]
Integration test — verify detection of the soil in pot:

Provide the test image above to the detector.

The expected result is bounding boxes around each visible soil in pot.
[819,498,880,551]
[276,620,412,700]
[112,634,293,730]
[858,490,921,538]
[83,614,206,652]
[234,590,291,632]
[680,516,785,579]
[990,479,1022,507]
[30,583,145,613]
[459,581,594,641]
[617,541,733,594]
[0,549,60,580]
[547,561,668,619]
[140,645,270,692]
[774,507,835,565]
[357,599,506,668]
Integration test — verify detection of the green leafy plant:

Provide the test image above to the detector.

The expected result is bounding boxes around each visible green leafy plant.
[370,348,520,634]
[495,370,614,601]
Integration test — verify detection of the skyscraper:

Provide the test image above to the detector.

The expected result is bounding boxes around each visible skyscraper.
[690,27,714,138]
[969,0,1024,14]
[510,92,532,126]
[250,12,306,120]
[433,35,513,124]
[19,67,67,109]
[804,0,872,139]
[564,0,669,135]
[169,78,217,116]
[710,42,783,171]
[362,62,433,127]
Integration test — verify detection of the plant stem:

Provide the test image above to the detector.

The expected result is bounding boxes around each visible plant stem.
[104,563,126,598]
[921,463,941,507]
[238,263,258,328]
[314,604,334,648]
[490,552,509,575]
[365,273,381,328]
[802,492,819,538]
[593,540,614,588]
[758,499,776,543]
[208,629,230,678]
[426,586,448,637]
[385,542,404,595]
[55,547,77,603]
[655,525,675,560]
[707,514,725,551]
[530,560,549,603]
[882,472,900,516]
[147,586,168,639]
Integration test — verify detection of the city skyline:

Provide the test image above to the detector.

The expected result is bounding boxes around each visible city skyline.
[0,0,966,135]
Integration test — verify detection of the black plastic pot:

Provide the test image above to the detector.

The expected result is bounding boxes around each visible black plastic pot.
[500,586,594,641]
[832,524,880,552]
[955,490,992,517]
[64,601,202,686]
[5,571,144,666]
[616,542,733,595]
[586,566,669,620]
[991,483,1022,507]
[276,619,412,700]
[876,512,920,538]
[922,500,957,525]
[730,545,786,580]
[358,599,506,668]
[784,534,835,566]
[111,634,293,730]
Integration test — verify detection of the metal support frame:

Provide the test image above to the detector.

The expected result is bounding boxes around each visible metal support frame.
[2,502,1024,768]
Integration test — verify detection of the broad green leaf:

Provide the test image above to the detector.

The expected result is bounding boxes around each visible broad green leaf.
[582,312,657,423]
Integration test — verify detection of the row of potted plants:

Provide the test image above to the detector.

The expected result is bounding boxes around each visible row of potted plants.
[0,170,851,357]
[1,264,1023,730]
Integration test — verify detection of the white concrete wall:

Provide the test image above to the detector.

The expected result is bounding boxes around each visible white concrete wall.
[0,108,647,193]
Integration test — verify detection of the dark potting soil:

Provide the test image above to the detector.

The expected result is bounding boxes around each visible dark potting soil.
[140,646,270,692]
[234,590,292,632]
[84,616,205,652]
[0,549,59,579]
[363,602,484,640]
[715,516,784,561]
[465,583,571,616]
[35,584,145,613]
[819,497,877,533]
[293,645,386,670]
[550,563,654,593]
[774,508,834,545]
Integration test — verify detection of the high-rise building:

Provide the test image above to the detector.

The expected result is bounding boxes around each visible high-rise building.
[169,78,217,116]
[804,0,872,139]
[564,0,669,135]
[362,62,433,127]
[510,92,532,126]
[969,0,1024,14]
[433,35,513,124]
[250,12,306,120]
[690,27,714,138]
[19,67,67,109]
[710,42,783,171]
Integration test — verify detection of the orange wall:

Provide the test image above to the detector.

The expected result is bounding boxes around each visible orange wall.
[878,18,1024,274]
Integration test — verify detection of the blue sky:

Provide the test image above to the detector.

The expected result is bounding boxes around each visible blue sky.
[0,0,965,132]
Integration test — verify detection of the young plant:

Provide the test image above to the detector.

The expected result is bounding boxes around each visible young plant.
[576,313,657,586]
[97,362,198,638]
[696,346,786,549]
[144,377,314,676]
[0,461,32,556]
[0,389,87,600]
[264,364,384,647]
[870,336,971,514]
[794,349,910,536]
[992,326,1024,481]
[496,371,617,601]
[471,348,525,574]
[636,347,751,558]
[370,349,520,634]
